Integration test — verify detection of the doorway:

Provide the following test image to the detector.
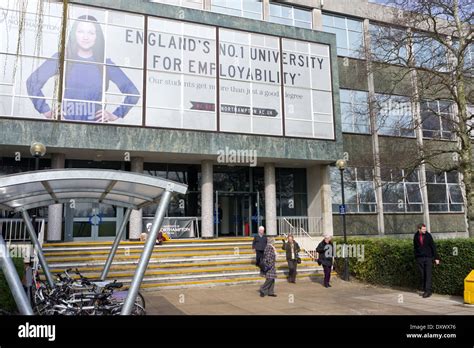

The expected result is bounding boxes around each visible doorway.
[215,191,262,237]
[65,203,123,241]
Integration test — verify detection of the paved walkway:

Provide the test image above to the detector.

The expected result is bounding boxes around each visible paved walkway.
[143,277,474,315]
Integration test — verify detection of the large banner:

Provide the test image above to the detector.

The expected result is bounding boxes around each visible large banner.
[0,0,334,139]
[159,218,196,239]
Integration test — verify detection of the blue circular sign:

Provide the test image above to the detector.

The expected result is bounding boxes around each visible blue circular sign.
[89,214,102,226]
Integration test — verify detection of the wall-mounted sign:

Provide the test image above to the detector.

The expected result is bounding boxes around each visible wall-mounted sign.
[0,0,334,139]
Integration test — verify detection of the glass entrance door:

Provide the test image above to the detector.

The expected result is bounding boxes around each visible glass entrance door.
[71,203,120,240]
[215,191,261,237]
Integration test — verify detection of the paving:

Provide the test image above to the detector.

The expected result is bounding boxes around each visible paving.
[143,276,474,315]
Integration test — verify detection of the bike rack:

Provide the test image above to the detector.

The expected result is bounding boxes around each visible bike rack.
[0,169,187,315]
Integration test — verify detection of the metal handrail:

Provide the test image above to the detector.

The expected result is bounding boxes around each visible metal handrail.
[0,218,46,243]
[277,217,323,259]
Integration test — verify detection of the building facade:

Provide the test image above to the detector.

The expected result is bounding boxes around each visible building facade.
[0,0,471,241]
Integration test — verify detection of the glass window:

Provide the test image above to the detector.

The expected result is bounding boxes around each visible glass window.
[322,13,364,58]
[211,0,263,20]
[269,3,312,29]
[376,93,414,137]
[425,170,463,212]
[369,24,407,65]
[381,168,423,212]
[150,0,203,9]
[340,89,370,134]
[413,34,448,71]
[420,100,455,140]
[330,167,376,213]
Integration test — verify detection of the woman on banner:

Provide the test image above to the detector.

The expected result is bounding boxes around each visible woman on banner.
[27,15,139,122]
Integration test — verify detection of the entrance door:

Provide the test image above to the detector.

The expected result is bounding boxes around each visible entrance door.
[215,191,261,237]
[69,203,121,241]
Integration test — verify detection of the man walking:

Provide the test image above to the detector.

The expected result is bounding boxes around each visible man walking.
[252,226,267,268]
[414,223,440,298]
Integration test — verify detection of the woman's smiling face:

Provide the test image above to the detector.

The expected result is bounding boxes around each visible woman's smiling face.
[75,21,96,51]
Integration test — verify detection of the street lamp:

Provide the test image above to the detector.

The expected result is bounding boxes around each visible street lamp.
[336,158,349,281]
[30,142,47,171]
[29,142,47,220]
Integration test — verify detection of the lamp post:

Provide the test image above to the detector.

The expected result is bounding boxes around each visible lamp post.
[30,142,47,171]
[29,142,47,220]
[336,159,349,281]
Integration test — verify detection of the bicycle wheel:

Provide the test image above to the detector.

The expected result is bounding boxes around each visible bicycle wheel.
[130,303,146,316]
[136,291,146,309]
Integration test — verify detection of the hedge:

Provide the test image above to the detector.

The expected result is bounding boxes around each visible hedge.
[0,257,25,314]
[332,237,474,296]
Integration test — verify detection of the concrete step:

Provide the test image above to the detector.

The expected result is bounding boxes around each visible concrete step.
[42,237,284,248]
[48,259,315,273]
[44,263,321,280]
[40,267,323,285]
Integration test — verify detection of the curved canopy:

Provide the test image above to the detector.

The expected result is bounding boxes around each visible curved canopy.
[0,169,188,212]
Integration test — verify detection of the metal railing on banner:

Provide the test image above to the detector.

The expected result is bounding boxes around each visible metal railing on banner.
[0,218,46,243]
[277,217,323,259]
[142,216,200,238]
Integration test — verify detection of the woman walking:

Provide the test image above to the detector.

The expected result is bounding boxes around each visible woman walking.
[259,237,277,297]
[316,234,334,288]
[282,234,300,283]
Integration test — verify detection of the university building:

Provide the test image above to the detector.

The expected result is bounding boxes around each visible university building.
[0,0,472,244]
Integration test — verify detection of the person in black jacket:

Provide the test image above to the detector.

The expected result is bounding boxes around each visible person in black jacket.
[316,234,334,288]
[413,223,440,298]
[252,226,267,269]
[281,234,301,283]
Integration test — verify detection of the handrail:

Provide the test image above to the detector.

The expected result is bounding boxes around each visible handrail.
[0,218,46,243]
[277,217,322,259]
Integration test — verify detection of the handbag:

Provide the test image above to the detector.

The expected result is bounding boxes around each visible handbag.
[296,257,301,264]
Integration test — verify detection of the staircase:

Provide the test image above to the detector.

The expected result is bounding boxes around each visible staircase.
[42,237,328,290]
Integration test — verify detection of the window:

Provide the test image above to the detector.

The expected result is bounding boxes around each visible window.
[330,167,377,213]
[211,0,263,20]
[375,94,414,137]
[322,14,364,58]
[340,89,370,134]
[276,168,307,217]
[381,168,423,212]
[413,34,448,71]
[420,100,455,140]
[269,2,312,29]
[369,24,408,65]
[426,170,463,212]
[149,0,203,9]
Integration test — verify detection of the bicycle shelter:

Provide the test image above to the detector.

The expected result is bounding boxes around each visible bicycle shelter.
[0,169,187,315]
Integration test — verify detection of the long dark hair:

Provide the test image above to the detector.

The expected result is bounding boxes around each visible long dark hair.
[66,15,105,63]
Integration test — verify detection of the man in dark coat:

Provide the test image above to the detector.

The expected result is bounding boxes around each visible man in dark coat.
[252,226,267,268]
[316,235,334,288]
[414,223,440,298]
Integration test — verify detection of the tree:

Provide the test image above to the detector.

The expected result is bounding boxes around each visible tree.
[366,0,473,236]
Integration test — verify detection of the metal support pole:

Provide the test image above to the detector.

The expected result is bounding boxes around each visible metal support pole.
[100,208,132,280]
[340,169,349,281]
[121,189,173,315]
[0,234,34,315]
[21,209,55,288]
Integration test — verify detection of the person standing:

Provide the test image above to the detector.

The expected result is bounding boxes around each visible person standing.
[282,234,300,283]
[252,226,267,268]
[414,223,440,298]
[316,234,334,288]
[259,237,277,297]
